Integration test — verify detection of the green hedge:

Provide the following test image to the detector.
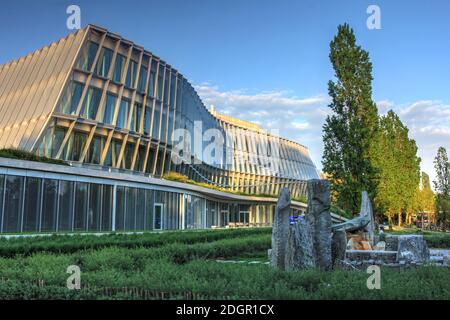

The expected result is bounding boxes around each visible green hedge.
[0,148,67,166]
[0,228,271,257]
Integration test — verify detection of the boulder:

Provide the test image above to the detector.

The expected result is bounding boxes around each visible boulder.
[397,235,430,263]
[373,241,386,251]
[284,216,316,271]
[331,229,347,268]
[385,234,399,251]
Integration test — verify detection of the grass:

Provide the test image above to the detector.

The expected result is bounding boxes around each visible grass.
[0,229,449,299]
[0,148,67,166]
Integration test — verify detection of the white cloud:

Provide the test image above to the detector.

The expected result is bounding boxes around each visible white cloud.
[195,83,450,185]
[195,83,330,170]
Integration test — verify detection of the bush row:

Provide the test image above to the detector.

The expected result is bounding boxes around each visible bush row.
[0,228,271,257]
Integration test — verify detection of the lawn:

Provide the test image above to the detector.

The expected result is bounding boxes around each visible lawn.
[0,228,449,300]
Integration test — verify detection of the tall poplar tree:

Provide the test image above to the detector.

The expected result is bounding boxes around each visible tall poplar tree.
[372,110,421,226]
[434,147,450,230]
[322,24,379,214]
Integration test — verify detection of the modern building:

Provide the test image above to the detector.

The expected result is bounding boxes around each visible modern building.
[0,25,335,234]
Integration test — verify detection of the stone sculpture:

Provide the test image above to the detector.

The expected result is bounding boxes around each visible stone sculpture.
[307,179,332,270]
[331,191,375,245]
[270,187,292,269]
[284,216,315,271]
[331,229,347,268]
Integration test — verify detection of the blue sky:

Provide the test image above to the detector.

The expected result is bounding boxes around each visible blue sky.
[1,0,450,183]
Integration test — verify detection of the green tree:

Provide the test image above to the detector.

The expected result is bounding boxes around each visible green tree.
[417,172,436,224]
[433,147,450,230]
[372,110,421,226]
[322,24,379,214]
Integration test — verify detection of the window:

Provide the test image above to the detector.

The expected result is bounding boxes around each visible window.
[64,131,87,162]
[88,183,101,231]
[74,182,88,231]
[3,175,24,233]
[116,186,125,231]
[138,65,148,93]
[58,180,74,232]
[154,203,163,230]
[81,86,102,120]
[125,187,136,230]
[148,70,156,97]
[116,98,130,129]
[23,177,41,232]
[95,47,113,78]
[57,81,84,115]
[101,185,113,231]
[41,179,58,232]
[143,106,151,135]
[130,103,142,132]
[152,103,161,139]
[157,65,164,100]
[113,54,126,83]
[103,94,117,125]
[76,41,99,71]
[87,136,101,164]
[125,60,138,88]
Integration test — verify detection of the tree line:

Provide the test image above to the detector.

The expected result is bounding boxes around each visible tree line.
[322,24,447,229]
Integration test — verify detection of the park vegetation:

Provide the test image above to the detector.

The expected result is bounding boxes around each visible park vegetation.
[0,229,448,300]
[322,24,445,228]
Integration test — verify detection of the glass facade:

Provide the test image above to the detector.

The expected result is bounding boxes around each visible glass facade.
[0,171,274,234]
[36,26,319,204]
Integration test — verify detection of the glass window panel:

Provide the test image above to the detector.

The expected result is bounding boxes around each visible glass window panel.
[3,175,24,233]
[76,41,99,71]
[69,131,87,162]
[0,175,3,231]
[74,182,88,231]
[130,103,142,133]
[125,60,138,88]
[116,98,130,129]
[113,54,126,83]
[101,185,113,231]
[116,186,125,231]
[57,81,84,115]
[145,190,153,230]
[103,94,117,125]
[154,203,162,230]
[41,179,58,232]
[81,86,102,120]
[138,65,148,93]
[125,187,136,230]
[88,183,101,231]
[148,70,156,97]
[23,177,41,233]
[58,180,74,232]
[152,103,161,139]
[124,142,135,170]
[157,65,164,100]
[136,189,145,230]
[144,106,151,135]
[95,47,113,78]
[87,136,101,164]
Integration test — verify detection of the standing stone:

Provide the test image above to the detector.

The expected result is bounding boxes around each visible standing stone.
[284,216,316,271]
[307,179,332,270]
[397,235,430,263]
[385,234,399,251]
[270,188,291,269]
[331,229,347,268]
[359,191,375,245]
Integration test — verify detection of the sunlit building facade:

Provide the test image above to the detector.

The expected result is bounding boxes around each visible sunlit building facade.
[0,25,326,234]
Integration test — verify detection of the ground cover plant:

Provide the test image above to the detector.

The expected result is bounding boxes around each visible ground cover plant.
[0,228,449,300]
